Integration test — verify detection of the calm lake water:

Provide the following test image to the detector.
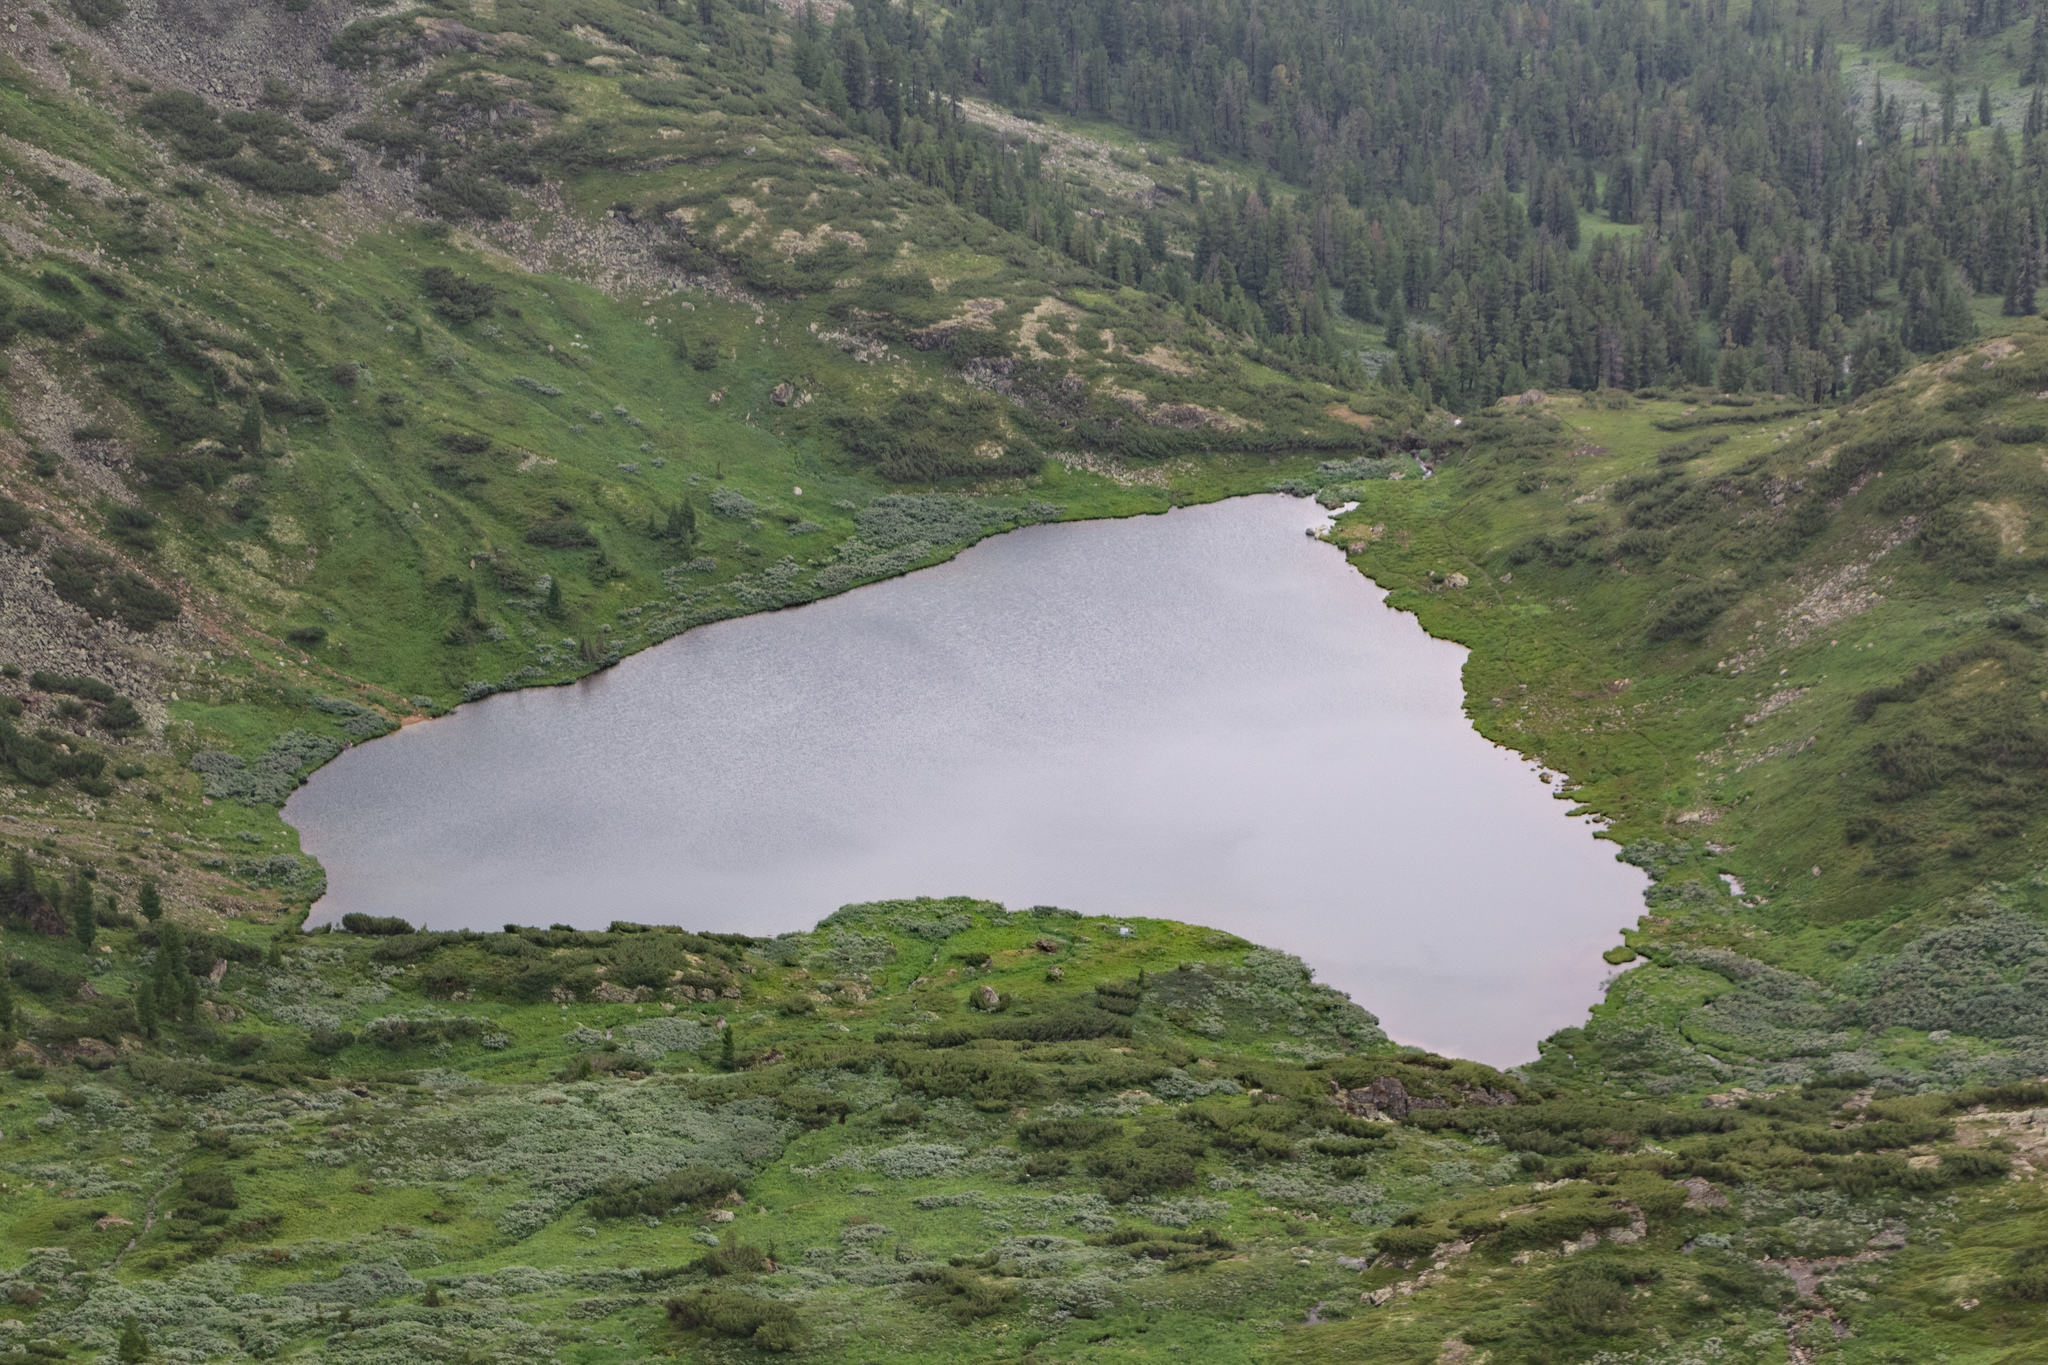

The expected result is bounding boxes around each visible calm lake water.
[285,494,1645,1067]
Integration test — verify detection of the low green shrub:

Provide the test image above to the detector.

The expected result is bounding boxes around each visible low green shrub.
[1018,1118,1119,1148]
[695,1233,771,1276]
[590,1166,739,1220]
[905,1265,1021,1323]
[342,913,415,936]
[665,1290,808,1352]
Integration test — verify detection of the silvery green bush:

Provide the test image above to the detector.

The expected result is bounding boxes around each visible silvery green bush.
[189,731,343,805]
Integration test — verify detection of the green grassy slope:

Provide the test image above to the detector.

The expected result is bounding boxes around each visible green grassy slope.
[0,0,1407,927]
[1336,327,2048,1100]
[0,897,2038,1365]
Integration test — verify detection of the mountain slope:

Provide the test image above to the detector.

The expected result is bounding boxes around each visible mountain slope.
[2,0,2048,1360]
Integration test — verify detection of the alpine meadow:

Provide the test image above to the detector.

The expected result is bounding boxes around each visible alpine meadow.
[5,0,2048,1359]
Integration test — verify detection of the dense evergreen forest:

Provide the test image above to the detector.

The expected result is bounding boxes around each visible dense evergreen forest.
[785,0,2048,406]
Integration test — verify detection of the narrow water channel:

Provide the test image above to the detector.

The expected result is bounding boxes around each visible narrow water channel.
[285,495,1645,1067]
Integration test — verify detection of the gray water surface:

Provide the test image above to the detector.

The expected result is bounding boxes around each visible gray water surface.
[285,495,1644,1067]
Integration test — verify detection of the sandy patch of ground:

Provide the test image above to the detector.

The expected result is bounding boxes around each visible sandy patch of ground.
[772,222,866,259]
[956,100,1161,201]
[1325,403,1375,431]
[1017,297,1084,358]
[1151,402,1246,430]
[1976,500,2031,553]
[819,146,865,175]
[1133,345,1193,376]
[1743,688,1806,726]
[1052,450,1196,488]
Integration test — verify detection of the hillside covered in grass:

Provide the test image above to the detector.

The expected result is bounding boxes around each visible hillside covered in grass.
[0,892,2040,1365]
[1330,329,2048,1090]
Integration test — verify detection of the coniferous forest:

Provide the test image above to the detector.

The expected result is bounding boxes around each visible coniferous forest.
[783,0,2044,406]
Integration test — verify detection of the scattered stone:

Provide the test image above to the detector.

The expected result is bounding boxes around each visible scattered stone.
[1675,1177,1728,1211]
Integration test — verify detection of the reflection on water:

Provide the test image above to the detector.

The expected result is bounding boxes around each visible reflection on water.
[286,494,1644,1066]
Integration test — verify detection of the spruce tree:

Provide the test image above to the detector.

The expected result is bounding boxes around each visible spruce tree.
[153,920,185,1018]
[662,500,698,550]
[71,878,95,950]
[2022,213,2042,316]
[1933,267,1979,349]
[2031,12,2048,85]
[1981,84,1994,129]
[0,971,15,1037]
[1383,290,1407,350]
[134,979,157,1038]
[720,1024,736,1071]
[117,1315,147,1365]
[239,395,265,459]
[545,576,564,618]
[2007,213,2041,314]
[138,879,161,922]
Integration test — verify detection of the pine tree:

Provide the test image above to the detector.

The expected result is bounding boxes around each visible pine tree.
[2024,215,2042,316]
[134,979,157,1038]
[817,57,850,120]
[1982,84,1995,129]
[1933,266,1979,348]
[720,1024,736,1071]
[71,877,95,951]
[117,1315,148,1365]
[662,500,698,549]
[2007,212,2041,314]
[7,849,26,897]
[138,879,161,922]
[153,920,185,1018]
[2030,12,2048,85]
[545,576,564,618]
[1383,290,1407,349]
[422,1283,442,1308]
[239,395,264,459]
[0,971,15,1037]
